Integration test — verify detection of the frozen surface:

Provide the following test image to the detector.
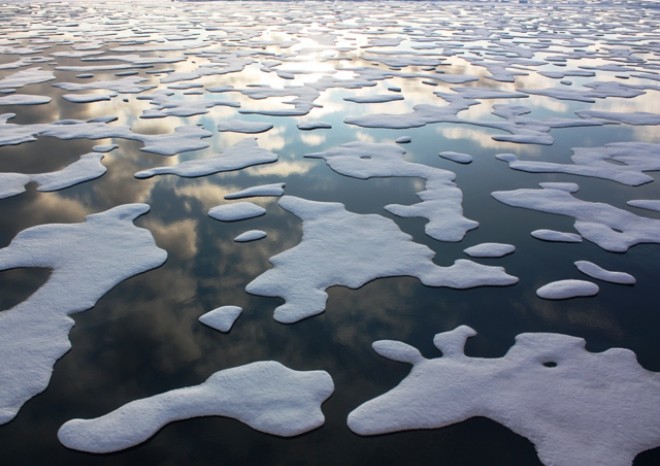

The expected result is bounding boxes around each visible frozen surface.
[246,196,517,323]
[209,202,266,222]
[574,260,636,285]
[199,306,243,332]
[217,120,274,134]
[0,94,51,105]
[492,184,660,252]
[531,229,583,243]
[58,361,334,452]
[536,279,599,299]
[439,151,473,164]
[135,139,277,178]
[348,326,660,466]
[463,243,515,258]
[225,183,285,200]
[627,200,660,212]
[234,230,267,242]
[0,204,167,424]
[306,142,478,242]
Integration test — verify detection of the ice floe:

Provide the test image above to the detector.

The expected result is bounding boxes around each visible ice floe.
[234,230,267,243]
[209,202,266,222]
[217,120,274,134]
[348,326,660,466]
[0,94,51,105]
[574,260,636,285]
[58,361,334,453]
[306,142,478,242]
[199,306,243,332]
[225,182,285,199]
[0,204,167,424]
[0,67,54,91]
[439,151,472,165]
[492,183,660,252]
[135,138,276,178]
[463,243,515,258]
[537,279,599,299]
[531,229,583,243]
[246,196,517,323]
[627,200,660,212]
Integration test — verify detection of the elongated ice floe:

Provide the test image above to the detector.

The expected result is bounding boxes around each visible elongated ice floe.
[225,182,285,199]
[574,260,635,285]
[496,142,660,186]
[531,229,583,243]
[0,94,51,105]
[0,152,106,199]
[209,202,266,222]
[306,142,478,242]
[135,138,277,178]
[627,200,660,212]
[217,120,274,134]
[0,67,54,91]
[439,151,472,164]
[234,230,267,242]
[348,326,660,466]
[492,183,660,252]
[58,361,334,453]
[199,306,243,332]
[463,243,515,258]
[536,279,599,299]
[246,196,517,323]
[0,204,167,424]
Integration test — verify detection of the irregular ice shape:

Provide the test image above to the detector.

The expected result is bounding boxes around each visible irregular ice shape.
[246,196,517,323]
[138,126,212,156]
[297,121,332,131]
[576,110,660,126]
[463,243,515,258]
[58,361,334,453]
[199,306,243,332]
[536,279,599,299]
[62,92,116,103]
[209,202,266,222]
[0,152,106,199]
[0,67,54,90]
[306,142,478,242]
[135,138,277,178]
[217,120,274,134]
[0,204,167,424]
[520,81,645,103]
[492,184,660,252]
[496,142,660,186]
[0,94,51,105]
[225,182,285,199]
[234,230,267,242]
[531,229,583,243]
[574,260,635,285]
[343,94,404,104]
[627,200,660,212]
[395,136,411,144]
[53,76,156,94]
[348,326,660,466]
[439,151,472,164]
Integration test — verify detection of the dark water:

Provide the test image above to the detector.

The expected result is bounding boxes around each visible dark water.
[1,1,660,465]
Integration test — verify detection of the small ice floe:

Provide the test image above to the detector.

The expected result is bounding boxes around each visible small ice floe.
[574,260,635,285]
[138,125,212,156]
[463,243,515,258]
[209,202,266,222]
[0,152,106,199]
[135,138,276,178]
[58,361,334,453]
[246,196,517,323]
[217,120,274,134]
[225,182,285,199]
[519,81,645,103]
[576,110,660,126]
[0,204,167,424]
[439,151,472,164]
[234,230,267,242]
[531,229,582,243]
[492,183,660,252]
[62,92,117,103]
[348,326,660,466]
[199,306,243,332]
[343,94,404,104]
[0,67,55,91]
[395,136,411,144]
[0,94,51,105]
[536,279,599,299]
[138,90,240,118]
[627,200,660,212]
[297,121,332,131]
[53,76,156,94]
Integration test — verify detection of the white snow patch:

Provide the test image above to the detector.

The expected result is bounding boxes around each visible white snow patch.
[209,202,266,222]
[217,120,274,134]
[234,230,267,242]
[464,243,515,258]
[439,151,472,164]
[225,182,285,200]
[199,306,243,332]
[0,94,51,105]
[574,260,635,285]
[536,279,599,299]
[531,229,583,243]
[627,200,660,212]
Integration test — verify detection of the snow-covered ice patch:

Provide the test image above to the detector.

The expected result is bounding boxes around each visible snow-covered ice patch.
[536,279,599,299]
[58,361,334,453]
[531,229,583,243]
[209,202,266,222]
[439,151,472,164]
[463,243,515,258]
[234,230,267,242]
[217,120,274,134]
[574,260,635,285]
[225,183,285,200]
[627,200,660,212]
[199,306,243,332]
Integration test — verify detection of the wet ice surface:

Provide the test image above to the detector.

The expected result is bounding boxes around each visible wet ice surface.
[349,326,660,466]
[0,0,659,465]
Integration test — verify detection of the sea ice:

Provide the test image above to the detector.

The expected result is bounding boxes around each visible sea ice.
[627,200,660,212]
[234,230,267,242]
[58,361,334,453]
[209,202,266,222]
[348,326,660,466]
[574,260,636,285]
[62,92,116,103]
[492,184,660,252]
[0,67,54,91]
[531,229,583,243]
[439,151,472,164]
[199,306,243,332]
[463,243,515,258]
[576,110,660,126]
[297,121,332,131]
[0,94,51,105]
[225,182,285,199]
[135,138,277,178]
[306,142,478,242]
[53,76,157,94]
[0,204,167,424]
[246,196,517,323]
[343,94,404,104]
[536,279,599,299]
[217,120,274,134]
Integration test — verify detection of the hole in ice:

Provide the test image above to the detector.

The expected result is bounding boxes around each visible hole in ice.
[543,361,558,368]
